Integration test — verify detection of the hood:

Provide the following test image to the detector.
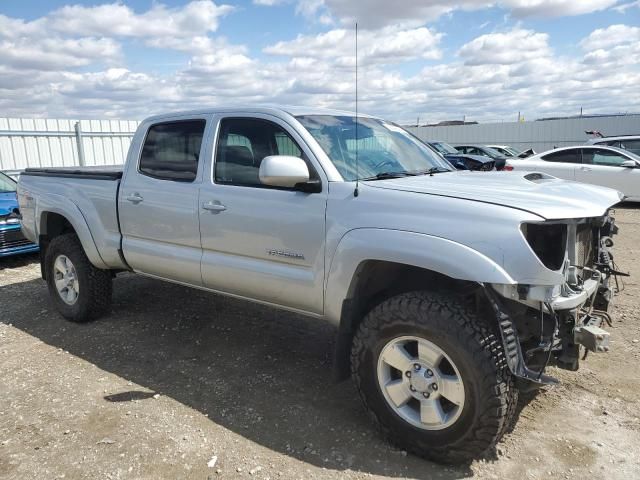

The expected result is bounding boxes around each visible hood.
[445,153,493,164]
[364,171,623,220]
[0,191,18,216]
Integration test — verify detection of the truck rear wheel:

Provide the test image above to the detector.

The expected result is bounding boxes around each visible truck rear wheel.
[351,291,517,464]
[45,233,112,322]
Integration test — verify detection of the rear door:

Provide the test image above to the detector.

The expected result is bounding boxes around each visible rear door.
[535,149,580,180]
[198,114,328,314]
[576,148,639,198]
[119,116,211,285]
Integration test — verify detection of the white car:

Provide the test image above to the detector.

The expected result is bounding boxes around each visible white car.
[506,145,640,201]
[487,144,521,157]
[586,135,640,155]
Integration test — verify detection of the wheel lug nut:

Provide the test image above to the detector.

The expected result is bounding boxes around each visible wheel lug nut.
[423,392,430,399]
[425,369,433,377]
[405,371,412,378]
[409,385,416,392]
[413,364,421,371]
[431,383,438,391]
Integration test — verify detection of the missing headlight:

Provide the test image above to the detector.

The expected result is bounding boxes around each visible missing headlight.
[522,223,567,271]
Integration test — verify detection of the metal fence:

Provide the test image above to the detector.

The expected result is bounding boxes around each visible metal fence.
[0,118,139,177]
[406,114,640,153]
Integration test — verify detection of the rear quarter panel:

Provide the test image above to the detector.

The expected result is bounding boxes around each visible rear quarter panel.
[18,174,126,269]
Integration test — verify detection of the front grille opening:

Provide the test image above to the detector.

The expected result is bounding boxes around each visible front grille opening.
[523,223,567,271]
[576,224,595,268]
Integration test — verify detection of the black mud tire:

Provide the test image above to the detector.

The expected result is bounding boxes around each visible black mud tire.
[351,291,517,464]
[45,233,112,323]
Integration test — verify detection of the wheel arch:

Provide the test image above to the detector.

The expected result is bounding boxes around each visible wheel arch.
[326,228,516,381]
[37,202,107,278]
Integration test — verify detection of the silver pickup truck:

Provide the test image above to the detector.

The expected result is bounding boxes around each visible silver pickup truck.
[18,107,624,464]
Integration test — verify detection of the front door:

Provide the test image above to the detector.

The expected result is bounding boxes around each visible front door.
[199,115,328,314]
[119,117,209,285]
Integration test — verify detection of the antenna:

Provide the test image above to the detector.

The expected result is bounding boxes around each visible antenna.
[354,22,359,197]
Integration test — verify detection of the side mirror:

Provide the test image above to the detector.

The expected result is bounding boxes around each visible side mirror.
[621,160,637,168]
[259,155,311,189]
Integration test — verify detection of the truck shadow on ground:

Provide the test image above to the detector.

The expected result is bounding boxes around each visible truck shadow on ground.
[3,272,536,479]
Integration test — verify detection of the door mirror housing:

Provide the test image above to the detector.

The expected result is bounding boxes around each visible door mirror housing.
[620,159,637,168]
[259,155,312,189]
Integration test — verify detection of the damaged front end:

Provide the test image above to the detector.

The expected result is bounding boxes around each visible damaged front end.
[486,211,625,388]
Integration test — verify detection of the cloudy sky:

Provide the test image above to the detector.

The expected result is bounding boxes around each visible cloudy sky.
[1,0,639,123]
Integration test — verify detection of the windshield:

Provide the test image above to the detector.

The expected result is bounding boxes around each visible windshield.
[504,146,521,156]
[430,142,459,155]
[0,173,16,193]
[479,146,507,159]
[296,115,453,181]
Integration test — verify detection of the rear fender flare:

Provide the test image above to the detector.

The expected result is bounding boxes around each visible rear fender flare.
[37,195,107,269]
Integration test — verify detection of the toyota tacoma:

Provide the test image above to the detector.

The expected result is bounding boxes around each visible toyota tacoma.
[18,107,623,463]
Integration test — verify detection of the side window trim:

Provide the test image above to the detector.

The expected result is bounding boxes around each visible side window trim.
[210,114,324,191]
[137,118,208,183]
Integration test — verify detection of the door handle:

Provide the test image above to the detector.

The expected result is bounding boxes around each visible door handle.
[202,201,227,213]
[125,193,144,203]
[580,166,592,171]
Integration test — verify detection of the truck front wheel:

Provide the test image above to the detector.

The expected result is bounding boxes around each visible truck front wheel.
[351,291,517,464]
[45,233,112,322]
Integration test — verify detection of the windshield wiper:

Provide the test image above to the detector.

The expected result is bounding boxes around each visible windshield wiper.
[360,171,418,181]
[361,167,451,181]
[409,167,451,176]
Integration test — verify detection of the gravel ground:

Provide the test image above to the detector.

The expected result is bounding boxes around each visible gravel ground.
[1,207,640,480]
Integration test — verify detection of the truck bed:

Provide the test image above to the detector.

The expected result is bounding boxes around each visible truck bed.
[22,166,123,181]
[18,165,126,270]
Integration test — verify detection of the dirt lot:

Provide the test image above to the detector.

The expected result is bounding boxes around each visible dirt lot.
[1,207,640,480]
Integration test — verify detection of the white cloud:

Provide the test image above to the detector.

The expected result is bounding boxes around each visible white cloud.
[613,0,640,12]
[458,28,551,65]
[0,2,638,127]
[48,1,233,39]
[253,0,285,5]
[264,26,443,66]
[0,37,120,71]
[579,23,640,50]
[503,0,617,17]
[297,0,618,28]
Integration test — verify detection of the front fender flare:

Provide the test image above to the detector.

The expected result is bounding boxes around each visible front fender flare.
[324,228,515,326]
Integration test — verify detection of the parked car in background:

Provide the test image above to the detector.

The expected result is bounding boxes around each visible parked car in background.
[426,141,496,171]
[586,135,640,155]
[516,148,536,158]
[0,172,39,257]
[453,144,508,170]
[487,145,521,157]
[505,145,640,201]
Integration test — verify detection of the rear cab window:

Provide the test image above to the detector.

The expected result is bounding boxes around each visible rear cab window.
[139,120,206,182]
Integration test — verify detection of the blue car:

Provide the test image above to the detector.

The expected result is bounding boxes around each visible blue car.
[0,172,39,257]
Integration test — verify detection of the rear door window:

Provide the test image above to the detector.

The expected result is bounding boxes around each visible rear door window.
[139,120,205,182]
[541,149,580,163]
